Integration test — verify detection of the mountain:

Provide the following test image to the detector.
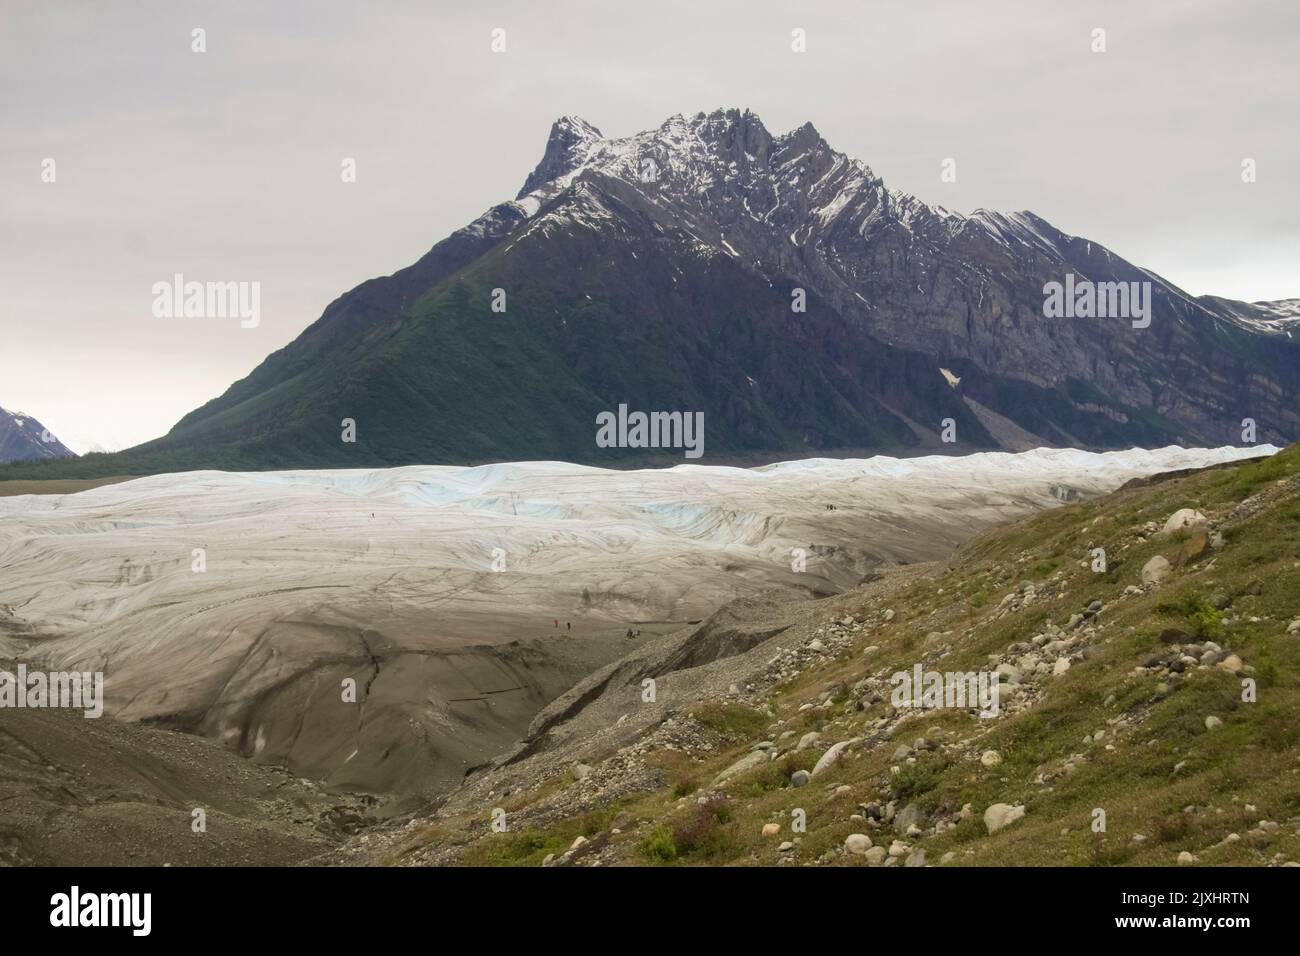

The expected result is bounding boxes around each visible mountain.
[5,108,1298,478]
[0,406,75,464]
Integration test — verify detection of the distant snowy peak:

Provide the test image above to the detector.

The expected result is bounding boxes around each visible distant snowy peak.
[1198,295,1300,337]
[0,405,76,464]
[1250,298,1300,327]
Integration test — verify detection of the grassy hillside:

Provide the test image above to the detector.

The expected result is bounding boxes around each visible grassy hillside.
[350,443,1300,867]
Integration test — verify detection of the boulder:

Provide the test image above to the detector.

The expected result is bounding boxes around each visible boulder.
[1161,509,1208,536]
[1176,531,1210,566]
[844,833,873,855]
[711,750,769,786]
[811,739,858,777]
[984,803,1026,834]
[1142,555,1171,586]
[1216,654,1243,674]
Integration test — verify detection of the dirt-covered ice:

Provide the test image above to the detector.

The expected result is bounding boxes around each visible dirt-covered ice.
[0,445,1272,805]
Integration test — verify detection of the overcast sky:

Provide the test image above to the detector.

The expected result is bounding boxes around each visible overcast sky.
[3,0,1296,452]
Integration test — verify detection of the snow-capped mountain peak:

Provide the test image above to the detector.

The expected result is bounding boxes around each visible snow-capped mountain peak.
[485,109,1300,448]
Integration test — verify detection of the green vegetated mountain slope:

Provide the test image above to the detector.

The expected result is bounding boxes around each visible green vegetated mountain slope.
[334,444,1300,867]
[8,109,1299,480]
[0,215,1163,479]
[127,226,996,468]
